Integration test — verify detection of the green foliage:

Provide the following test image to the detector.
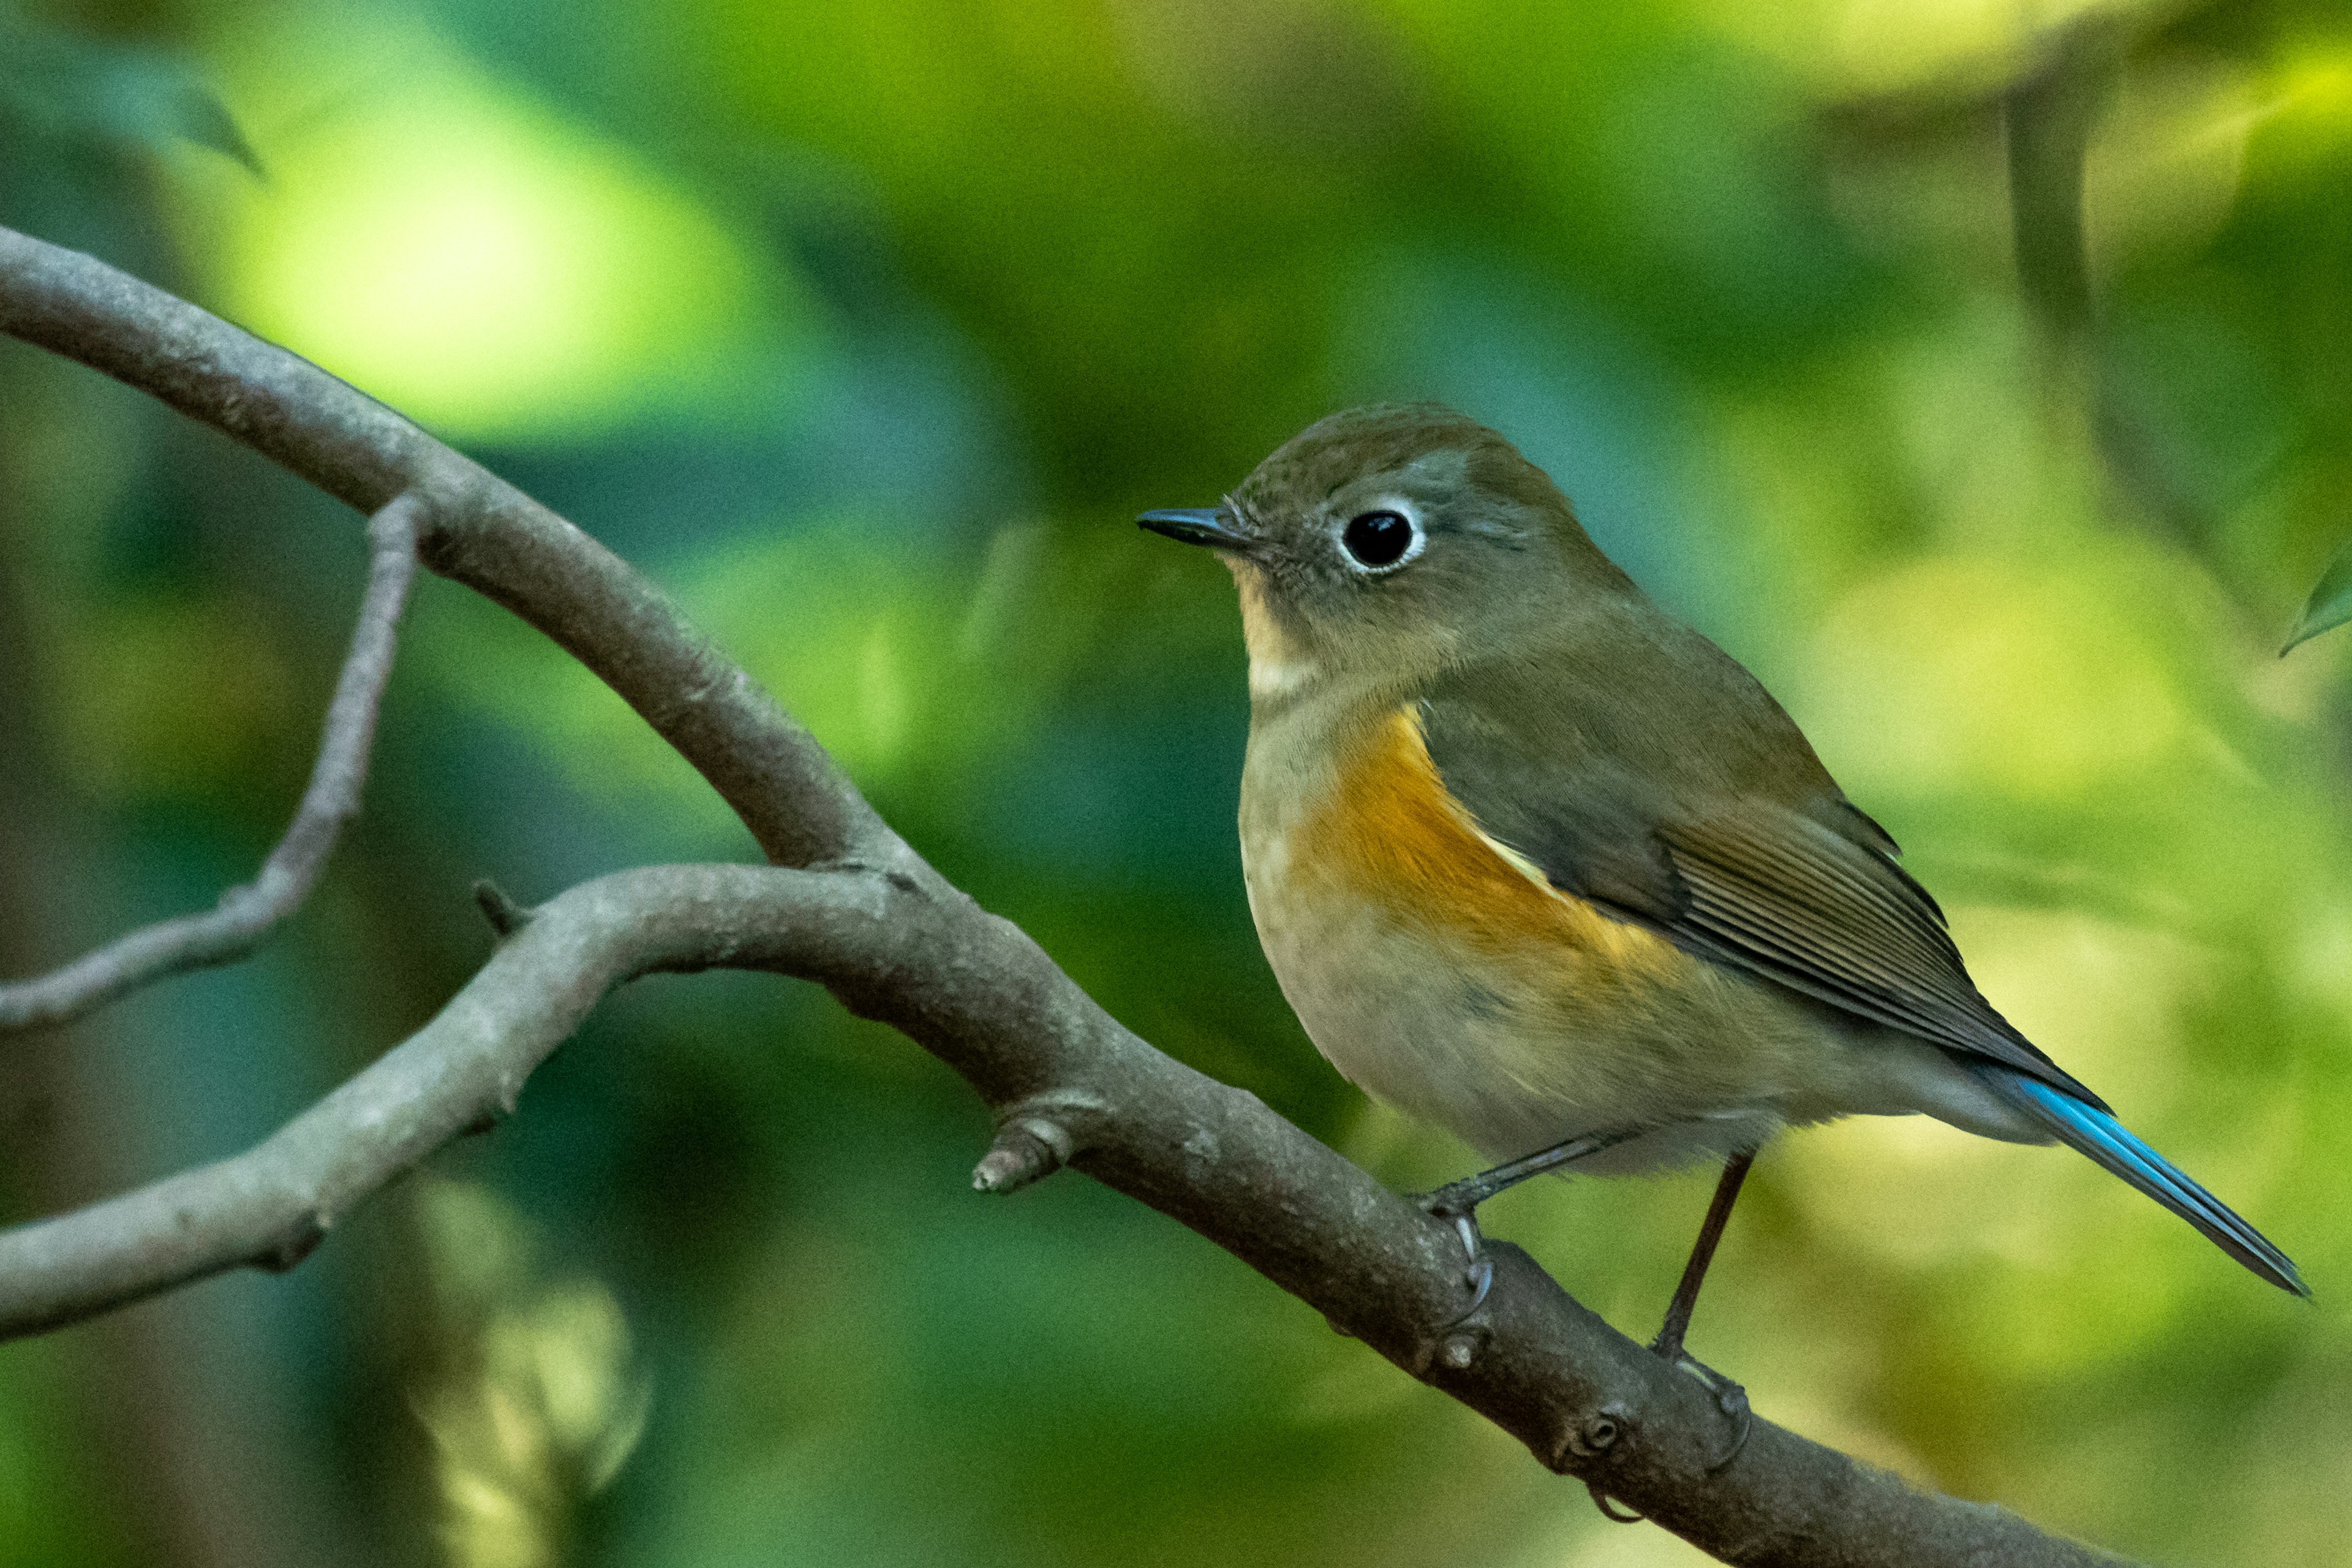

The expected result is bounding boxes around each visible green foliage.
[2,1,2351,1566]
[0,2,260,173]
[2285,535,2352,654]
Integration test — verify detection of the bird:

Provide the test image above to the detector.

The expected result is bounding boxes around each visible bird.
[1138,402,2305,1435]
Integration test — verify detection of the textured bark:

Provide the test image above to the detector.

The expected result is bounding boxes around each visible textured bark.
[0,225,2128,1567]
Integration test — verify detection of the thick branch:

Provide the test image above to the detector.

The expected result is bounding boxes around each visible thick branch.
[0,860,2122,1567]
[0,494,420,1032]
[0,227,2129,1566]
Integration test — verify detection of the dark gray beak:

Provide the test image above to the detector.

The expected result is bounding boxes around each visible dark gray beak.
[1137,507,1256,553]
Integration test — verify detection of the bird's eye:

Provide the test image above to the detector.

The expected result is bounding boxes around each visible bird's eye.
[1340,510,1419,571]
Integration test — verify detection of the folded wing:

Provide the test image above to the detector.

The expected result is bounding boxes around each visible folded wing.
[1417,673,2097,1104]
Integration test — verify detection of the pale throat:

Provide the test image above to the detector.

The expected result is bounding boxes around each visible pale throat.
[1232,564,1322,701]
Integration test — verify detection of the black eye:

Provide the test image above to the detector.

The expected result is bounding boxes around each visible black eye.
[1341,510,1416,570]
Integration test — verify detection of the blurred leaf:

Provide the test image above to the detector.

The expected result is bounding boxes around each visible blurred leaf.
[2282,535,2352,654]
[177,15,811,441]
[167,80,265,176]
[0,9,262,175]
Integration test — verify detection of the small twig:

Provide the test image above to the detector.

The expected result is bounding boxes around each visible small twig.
[471,879,533,938]
[973,1113,1078,1193]
[0,494,420,1032]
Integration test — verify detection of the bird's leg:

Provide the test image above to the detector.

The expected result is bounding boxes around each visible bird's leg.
[1649,1149,1755,1472]
[1412,1128,1642,1324]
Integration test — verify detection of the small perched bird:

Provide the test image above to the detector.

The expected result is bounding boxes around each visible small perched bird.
[1140,404,2304,1424]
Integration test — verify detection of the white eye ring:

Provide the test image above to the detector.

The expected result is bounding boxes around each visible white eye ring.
[1335,497,1425,575]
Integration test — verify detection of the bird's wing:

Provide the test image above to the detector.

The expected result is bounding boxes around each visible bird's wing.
[1417,687,2101,1106]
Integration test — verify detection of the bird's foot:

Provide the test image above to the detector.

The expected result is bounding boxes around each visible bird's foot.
[1647,1336,1752,1474]
[1411,1188,1494,1328]
[1408,1134,1648,1331]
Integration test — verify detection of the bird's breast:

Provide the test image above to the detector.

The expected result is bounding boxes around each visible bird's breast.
[1240,704,1823,1166]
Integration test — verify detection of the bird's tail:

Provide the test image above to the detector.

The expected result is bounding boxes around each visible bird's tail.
[1977,1067,2307,1297]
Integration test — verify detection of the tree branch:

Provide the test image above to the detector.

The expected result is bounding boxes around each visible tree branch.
[0,865,846,1332]
[0,493,419,1032]
[0,227,2129,1566]
[0,226,879,871]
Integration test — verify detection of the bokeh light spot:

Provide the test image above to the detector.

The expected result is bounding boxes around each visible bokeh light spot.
[167,21,795,441]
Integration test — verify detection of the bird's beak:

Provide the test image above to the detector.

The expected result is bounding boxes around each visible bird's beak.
[1137,507,1257,555]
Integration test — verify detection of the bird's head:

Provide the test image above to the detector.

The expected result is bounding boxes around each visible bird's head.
[1139,404,1629,703]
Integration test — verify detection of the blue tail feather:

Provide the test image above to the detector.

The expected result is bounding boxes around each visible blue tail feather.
[1983,1069,2307,1297]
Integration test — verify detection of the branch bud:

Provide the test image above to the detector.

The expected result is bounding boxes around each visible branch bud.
[972,1117,1075,1194]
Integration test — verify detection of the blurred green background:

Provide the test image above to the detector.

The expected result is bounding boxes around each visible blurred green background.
[3,0,2350,1563]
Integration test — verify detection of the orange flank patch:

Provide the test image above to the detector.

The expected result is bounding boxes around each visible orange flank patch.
[1300,707,1686,979]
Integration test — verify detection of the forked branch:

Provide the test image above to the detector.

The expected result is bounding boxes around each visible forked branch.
[0,226,2124,1568]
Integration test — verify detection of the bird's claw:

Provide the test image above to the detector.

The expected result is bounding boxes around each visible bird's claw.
[1415,1193,1493,1328]
[1585,1347,1746,1525]
[1652,1345,1752,1474]
[1453,1255,1493,1324]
